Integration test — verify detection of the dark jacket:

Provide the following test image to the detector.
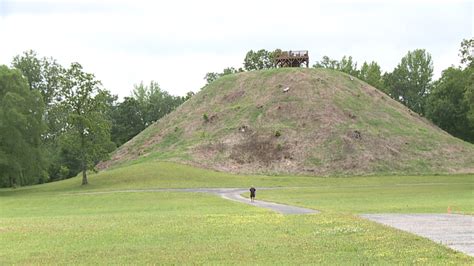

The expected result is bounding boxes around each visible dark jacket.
[250,187,256,196]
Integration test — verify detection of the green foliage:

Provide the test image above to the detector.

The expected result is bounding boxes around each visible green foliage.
[110,97,145,146]
[313,55,359,77]
[109,82,186,146]
[274,130,281,137]
[426,67,474,142]
[8,50,187,186]
[11,50,76,182]
[59,63,115,185]
[0,65,46,187]
[243,49,282,71]
[313,55,339,69]
[459,38,473,68]
[204,67,243,84]
[204,72,220,84]
[466,73,474,125]
[384,49,433,115]
[359,61,385,91]
[12,50,63,107]
[203,113,209,122]
[132,81,184,126]
[338,56,359,76]
[11,50,41,91]
[12,50,65,145]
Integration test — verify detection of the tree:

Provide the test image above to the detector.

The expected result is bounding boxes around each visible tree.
[243,49,274,71]
[132,81,184,126]
[59,63,115,185]
[204,72,221,84]
[424,39,474,143]
[459,38,473,68]
[110,97,145,146]
[339,56,359,77]
[313,55,359,76]
[203,67,243,85]
[465,72,474,127]
[359,61,385,91]
[12,50,65,145]
[12,50,63,107]
[384,49,433,115]
[425,67,473,142]
[460,38,474,134]
[0,65,46,187]
[313,55,339,69]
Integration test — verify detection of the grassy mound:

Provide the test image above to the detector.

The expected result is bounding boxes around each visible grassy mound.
[101,68,474,175]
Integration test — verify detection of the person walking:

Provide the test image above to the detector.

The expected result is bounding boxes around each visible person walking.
[250,186,256,202]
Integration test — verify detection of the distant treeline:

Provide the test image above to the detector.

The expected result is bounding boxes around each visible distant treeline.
[1,52,192,187]
[206,38,474,144]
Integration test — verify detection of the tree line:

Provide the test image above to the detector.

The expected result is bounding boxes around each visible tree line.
[1,51,189,187]
[206,39,474,143]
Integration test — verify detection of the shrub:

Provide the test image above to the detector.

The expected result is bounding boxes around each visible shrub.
[274,130,281,137]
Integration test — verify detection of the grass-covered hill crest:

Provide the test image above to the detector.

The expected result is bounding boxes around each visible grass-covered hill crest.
[100,68,474,176]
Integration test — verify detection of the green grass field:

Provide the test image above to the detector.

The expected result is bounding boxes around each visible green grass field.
[1,162,473,264]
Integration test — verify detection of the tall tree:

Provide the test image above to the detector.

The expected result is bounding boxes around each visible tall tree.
[425,38,474,143]
[359,61,385,91]
[110,97,145,146]
[425,67,473,142]
[12,50,63,107]
[313,55,359,77]
[243,49,275,71]
[12,50,65,144]
[461,38,474,138]
[0,65,46,187]
[465,73,474,127]
[59,63,115,185]
[313,55,339,69]
[384,49,433,115]
[339,56,359,77]
[459,38,473,68]
[132,81,184,126]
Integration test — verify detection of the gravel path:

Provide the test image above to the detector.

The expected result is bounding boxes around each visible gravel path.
[360,214,474,256]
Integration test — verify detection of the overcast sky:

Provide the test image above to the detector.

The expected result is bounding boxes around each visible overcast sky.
[0,0,472,98]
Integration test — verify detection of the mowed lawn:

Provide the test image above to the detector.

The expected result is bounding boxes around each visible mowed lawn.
[257,182,474,214]
[1,162,473,264]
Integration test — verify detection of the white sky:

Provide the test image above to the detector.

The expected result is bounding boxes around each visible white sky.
[0,0,472,98]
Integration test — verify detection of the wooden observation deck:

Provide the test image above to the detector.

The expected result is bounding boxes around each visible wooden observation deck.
[275,50,309,68]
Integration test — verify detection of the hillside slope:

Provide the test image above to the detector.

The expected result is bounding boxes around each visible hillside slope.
[100,68,474,176]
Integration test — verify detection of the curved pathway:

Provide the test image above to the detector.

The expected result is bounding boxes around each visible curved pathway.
[187,188,318,214]
[73,187,319,214]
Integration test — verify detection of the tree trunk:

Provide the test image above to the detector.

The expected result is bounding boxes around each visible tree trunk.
[9,176,15,188]
[80,127,88,185]
[81,162,88,185]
